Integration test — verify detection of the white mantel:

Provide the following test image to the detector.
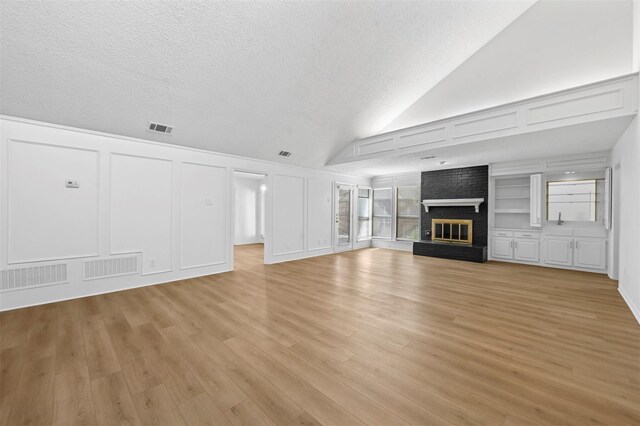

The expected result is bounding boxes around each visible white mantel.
[422,198,485,213]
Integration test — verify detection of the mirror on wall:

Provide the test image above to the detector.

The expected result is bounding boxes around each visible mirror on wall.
[547,178,603,222]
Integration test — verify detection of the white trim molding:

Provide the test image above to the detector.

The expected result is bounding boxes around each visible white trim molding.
[329,73,638,166]
[422,198,484,213]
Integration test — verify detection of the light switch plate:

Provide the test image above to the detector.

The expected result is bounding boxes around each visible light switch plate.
[65,180,80,189]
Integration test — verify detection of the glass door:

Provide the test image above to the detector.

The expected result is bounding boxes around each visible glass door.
[335,184,353,251]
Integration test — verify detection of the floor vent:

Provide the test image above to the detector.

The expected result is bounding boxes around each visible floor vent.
[0,263,68,292]
[84,256,139,280]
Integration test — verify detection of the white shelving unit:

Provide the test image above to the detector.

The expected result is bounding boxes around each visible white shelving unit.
[493,176,532,229]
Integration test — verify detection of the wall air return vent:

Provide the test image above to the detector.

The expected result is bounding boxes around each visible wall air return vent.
[148,122,174,135]
[84,255,139,280]
[0,263,68,292]
[278,151,292,157]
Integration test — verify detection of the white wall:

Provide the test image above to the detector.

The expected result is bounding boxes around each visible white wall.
[611,0,640,324]
[612,115,640,324]
[234,174,264,245]
[0,116,369,311]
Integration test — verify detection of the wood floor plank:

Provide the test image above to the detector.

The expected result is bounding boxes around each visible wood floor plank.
[0,244,638,425]
[53,366,96,426]
[90,371,141,426]
[132,383,186,426]
[178,392,230,426]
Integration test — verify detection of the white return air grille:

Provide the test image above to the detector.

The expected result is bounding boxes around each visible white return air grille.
[84,255,139,280]
[0,263,68,292]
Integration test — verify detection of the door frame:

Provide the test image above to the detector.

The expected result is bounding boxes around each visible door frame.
[231,169,270,267]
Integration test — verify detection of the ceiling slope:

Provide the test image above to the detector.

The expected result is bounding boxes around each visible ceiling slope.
[0,1,534,169]
[381,0,634,133]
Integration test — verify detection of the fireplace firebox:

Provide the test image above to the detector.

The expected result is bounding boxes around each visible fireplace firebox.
[432,219,473,245]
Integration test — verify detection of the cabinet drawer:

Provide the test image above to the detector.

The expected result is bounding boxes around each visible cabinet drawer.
[514,231,539,239]
[492,230,514,238]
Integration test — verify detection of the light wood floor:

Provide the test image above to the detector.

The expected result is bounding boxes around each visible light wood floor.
[1,245,639,426]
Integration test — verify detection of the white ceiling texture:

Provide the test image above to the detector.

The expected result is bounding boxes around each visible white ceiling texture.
[0,1,634,176]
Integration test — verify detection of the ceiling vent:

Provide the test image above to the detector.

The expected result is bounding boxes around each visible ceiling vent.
[148,122,173,135]
[278,151,292,157]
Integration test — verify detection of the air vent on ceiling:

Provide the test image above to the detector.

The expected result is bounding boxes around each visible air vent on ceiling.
[84,255,139,280]
[1,263,68,292]
[148,122,174,135]
[278,151,292,157]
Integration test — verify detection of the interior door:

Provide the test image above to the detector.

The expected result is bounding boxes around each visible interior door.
[334,184,353,252]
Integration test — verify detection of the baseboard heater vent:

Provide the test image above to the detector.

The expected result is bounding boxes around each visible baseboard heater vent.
[84,255,139,280]
[0,263,68,292]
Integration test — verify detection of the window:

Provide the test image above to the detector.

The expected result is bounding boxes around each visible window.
[396,185,420,241]
[372,188,392,238]
[547,179,601,222]
[357,188,372,240]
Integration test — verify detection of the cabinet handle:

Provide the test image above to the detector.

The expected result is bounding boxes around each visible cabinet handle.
[570,240,573,249]
[515,241,518,249]
[522,234,531,237]
[510,241,513,248]
[575,241,579,249]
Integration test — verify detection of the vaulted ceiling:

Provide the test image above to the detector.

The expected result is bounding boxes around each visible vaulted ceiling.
[0,0,535,169]
[0,1,633,175]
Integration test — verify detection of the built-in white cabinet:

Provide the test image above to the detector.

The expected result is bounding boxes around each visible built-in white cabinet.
[514,237,540,262]
[542,234,607,271]
[492,237,514,259]
[529,174,542,228]
[543,236,573,266]
[490,158,610,274]
[491,230,540,262]
[574,237,606,270]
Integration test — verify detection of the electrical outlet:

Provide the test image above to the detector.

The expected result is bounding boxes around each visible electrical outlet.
[149,258,156,267]
[65,180,80,189]
[205,198,214,206]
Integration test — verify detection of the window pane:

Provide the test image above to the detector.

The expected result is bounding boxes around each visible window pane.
[397,186,420,217]
[373,188,392,217]
[373,217,392,238]
[357,192,370,219]
[338,188,351,243]
[358,188,370,198]
[397,218,419,241]
[373,188,392,239]
[358,219,370,239]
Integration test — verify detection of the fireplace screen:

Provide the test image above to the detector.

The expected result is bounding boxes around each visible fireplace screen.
[432,219,473,244]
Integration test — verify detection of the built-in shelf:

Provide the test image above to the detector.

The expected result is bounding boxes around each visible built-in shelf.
[495,196,530,200]
[495,184,530,188]
[495,209,530,214]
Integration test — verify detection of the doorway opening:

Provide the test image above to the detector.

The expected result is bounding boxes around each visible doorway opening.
[233,171,267,270]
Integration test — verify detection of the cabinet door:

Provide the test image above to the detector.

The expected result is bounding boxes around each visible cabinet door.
[530,174,542,228]
[492,237,513,259]
[544,237,573,266]
[514,239,539,262]
[574,238,606,270]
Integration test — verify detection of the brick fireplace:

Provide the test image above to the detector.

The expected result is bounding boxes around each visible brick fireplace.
[413,165,488,263]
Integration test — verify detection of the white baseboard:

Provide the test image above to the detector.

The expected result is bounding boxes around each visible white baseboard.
[619,286,640,325]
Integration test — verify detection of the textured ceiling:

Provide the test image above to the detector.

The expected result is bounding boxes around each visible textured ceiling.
[0,0,534,170]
